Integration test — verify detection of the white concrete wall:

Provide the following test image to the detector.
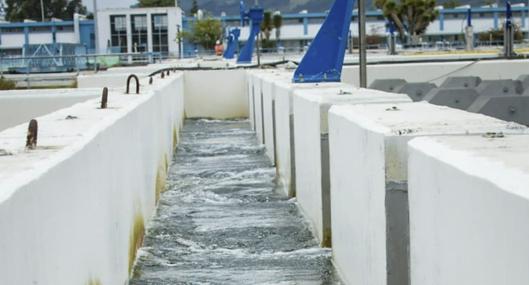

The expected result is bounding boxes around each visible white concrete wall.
[184,69,248,119]
[293,87,411,247]
[342,59,529,87]
[408,135,529,285]
[0,74,184,285]
[0,89,99,131]
[260,72,293,164]
[273,81,346,197]
[328,102,528,285]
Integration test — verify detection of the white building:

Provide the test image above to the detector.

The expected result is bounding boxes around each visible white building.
[96,7,183,57]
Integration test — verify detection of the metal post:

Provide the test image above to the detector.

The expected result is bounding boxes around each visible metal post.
[257,32,261,66]
[94,0,99,54]
[40,0,45,22]
[358,0,367,87]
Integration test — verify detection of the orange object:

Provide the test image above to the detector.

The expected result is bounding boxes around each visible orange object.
[215,43,224,56]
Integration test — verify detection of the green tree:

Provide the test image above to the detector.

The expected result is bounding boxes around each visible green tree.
[179,17,221,50]
[137,0,175,7]
[478,24,523,42]
[6,0,86,22]
[272,12,283,44]
[443,0,460,8]
[375,0,438,43]
[190,0,199,15]
[260,11,275,49]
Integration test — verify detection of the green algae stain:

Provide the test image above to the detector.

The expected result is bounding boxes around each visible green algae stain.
[321,228,332,248]
[155,154,169,204]
[86,278,102,285]
[128,211,145,275]
[172,126,179,151]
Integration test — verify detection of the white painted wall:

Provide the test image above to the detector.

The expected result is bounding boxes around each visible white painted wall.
[260,72,293,164]
[0,74,184,285]
[0,89,99,131]
[292,87,411,247]
[408,135,529,285]
[342,59,529,87]
[328,102,528,285]
[273,80,346,198]
[184,69,248,119]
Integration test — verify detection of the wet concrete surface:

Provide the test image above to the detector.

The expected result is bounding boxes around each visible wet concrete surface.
[130,119,342,285]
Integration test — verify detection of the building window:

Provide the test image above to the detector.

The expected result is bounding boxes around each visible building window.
[110,15,127,53]
[152,14,169,55]
[131,14,148,53]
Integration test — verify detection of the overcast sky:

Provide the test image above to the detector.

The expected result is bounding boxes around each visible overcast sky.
[82,0,136,11]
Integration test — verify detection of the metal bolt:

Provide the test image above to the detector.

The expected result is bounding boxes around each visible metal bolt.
[26,119,38,150]
[101,87,108,109]
[509,106,517,114]
[126,74,140,94]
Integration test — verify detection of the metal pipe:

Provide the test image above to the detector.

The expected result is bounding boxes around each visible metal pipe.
[101,87,108,109]
[257,32,261,67]
[26,119,38,150]
[358,0,367,87]
[126,74,140,94]
[40,0,45,22]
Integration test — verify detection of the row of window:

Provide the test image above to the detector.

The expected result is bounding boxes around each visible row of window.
[0,25,74,34]
[110,14,169,54]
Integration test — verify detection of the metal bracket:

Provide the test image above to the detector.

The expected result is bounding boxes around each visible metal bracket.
[293,0,355,83]
[224,28,241,59]
[237,8,264,64]
[126,74,140,94]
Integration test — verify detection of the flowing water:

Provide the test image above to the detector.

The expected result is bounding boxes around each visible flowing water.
[130,119,342,285]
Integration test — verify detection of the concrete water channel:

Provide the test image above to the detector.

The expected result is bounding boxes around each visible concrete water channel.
[130,119,341,284]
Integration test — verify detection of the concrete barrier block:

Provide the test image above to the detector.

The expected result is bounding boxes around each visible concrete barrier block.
[273,80,345,197]
[0,75,185,285]
[468,95,529,126]
[408,135,529,285]
[439,76,481,88]
[293,88,411,247]
[398,82,437,102]
[424,88,481,110]
[247,72,256,130]
[328,102,527,285]
[0,89,99,132]
[517,74,529,90]
[260,72,292,165]
[475,79,524,97]
[369,79,407,93]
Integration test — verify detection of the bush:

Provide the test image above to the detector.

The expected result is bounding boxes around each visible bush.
[0,77,16,90]
[478,24,523,42]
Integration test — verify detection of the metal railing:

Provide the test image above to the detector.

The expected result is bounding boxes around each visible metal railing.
[0,52,164,74]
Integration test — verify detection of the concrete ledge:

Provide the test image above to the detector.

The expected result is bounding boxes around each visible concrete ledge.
[0,89,99,131]
[342,59,529,86]
[328,102,528,285]
[0,75,184,285]
[408,135,529,285]
[184,69,248,119]
[293,87,411,247]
